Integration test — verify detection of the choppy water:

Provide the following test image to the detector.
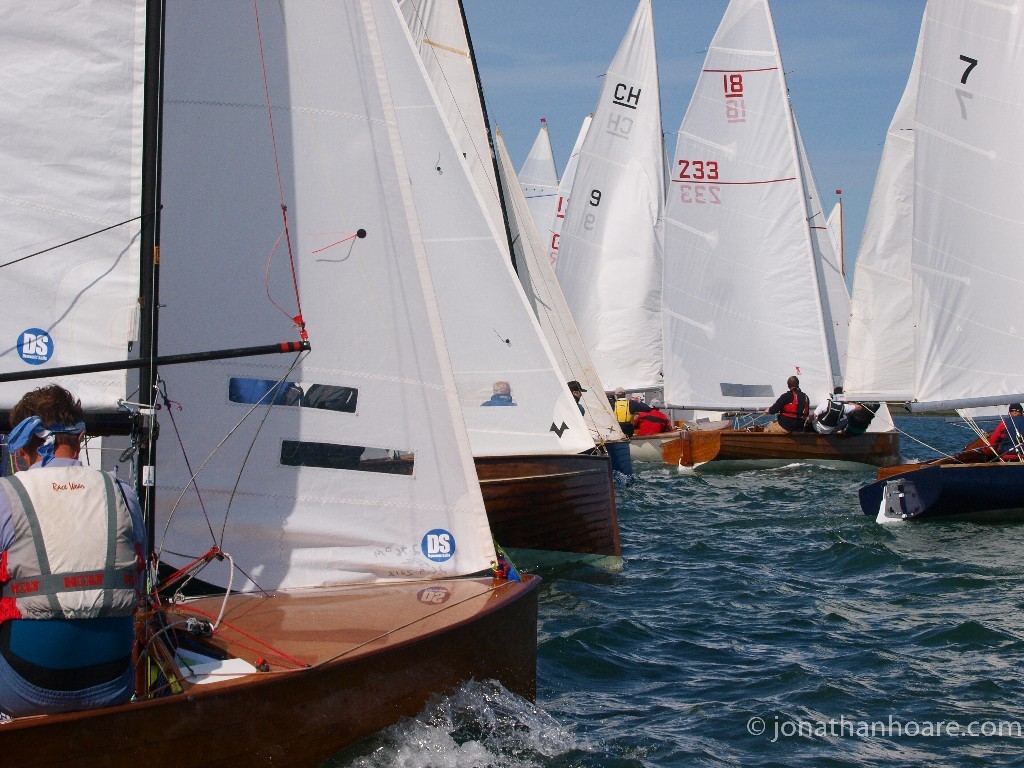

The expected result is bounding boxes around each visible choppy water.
[328,417,1024,767]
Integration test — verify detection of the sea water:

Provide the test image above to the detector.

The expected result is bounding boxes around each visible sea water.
[327,417,1024,767]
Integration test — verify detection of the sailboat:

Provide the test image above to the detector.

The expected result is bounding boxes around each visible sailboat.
[0,1,538,763]
[519,119,561,243]
[654,0,900,471]
[400,0,621,560]
[554,0,666,393]
[858,0,1024,522]
[495,128,635,481]
[548,113,592,270]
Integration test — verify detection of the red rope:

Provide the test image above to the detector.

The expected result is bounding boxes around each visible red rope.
[180,603,310,669]
[253,0,307,342]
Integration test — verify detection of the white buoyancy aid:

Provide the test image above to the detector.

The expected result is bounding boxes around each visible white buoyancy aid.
[1,466,139,621]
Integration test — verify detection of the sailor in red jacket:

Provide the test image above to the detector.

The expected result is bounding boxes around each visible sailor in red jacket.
[633,399,672,436]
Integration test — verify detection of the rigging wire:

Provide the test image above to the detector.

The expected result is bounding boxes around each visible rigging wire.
[0,212,150,269]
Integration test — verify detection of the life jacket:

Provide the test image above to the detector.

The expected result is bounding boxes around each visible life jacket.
[614,398,632,425]
[818,398,845,428]
[780,390,809,422]
[634,410,671,436]
[0,466,139,623]
[993,415,1024,456]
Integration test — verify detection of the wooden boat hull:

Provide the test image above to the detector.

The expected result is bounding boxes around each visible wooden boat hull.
[647,429,902,470]
[475,453,620,559]
[0,575,539,767]
[860,462,1024,522]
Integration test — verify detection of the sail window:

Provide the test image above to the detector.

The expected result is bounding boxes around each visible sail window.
[720,383,774,398]
[280,441,414,474]
[228,378,358,413]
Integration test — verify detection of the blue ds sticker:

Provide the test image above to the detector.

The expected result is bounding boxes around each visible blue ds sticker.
[422,529,455,562]
[17,329,53,365]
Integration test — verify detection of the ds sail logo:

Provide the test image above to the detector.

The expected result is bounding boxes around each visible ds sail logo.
[422,529,455,562]
[18,328,52,365]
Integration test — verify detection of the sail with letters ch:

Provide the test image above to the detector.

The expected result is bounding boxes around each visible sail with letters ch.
[555,0,666,392]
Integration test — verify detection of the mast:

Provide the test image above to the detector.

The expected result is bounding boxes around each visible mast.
[455,0,518,270]
[138,0,166,550]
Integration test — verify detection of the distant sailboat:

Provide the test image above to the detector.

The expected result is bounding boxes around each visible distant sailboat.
[494,128,634,477]
[555,0,666,392]
[400,0,620,560]
[654,0,898,471]
[0,1,538,761]
[859,0,1024,522]
[518,118,561,243]
[548,113,592,269]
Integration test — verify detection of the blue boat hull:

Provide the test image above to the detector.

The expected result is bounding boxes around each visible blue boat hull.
[860,462,1024,521]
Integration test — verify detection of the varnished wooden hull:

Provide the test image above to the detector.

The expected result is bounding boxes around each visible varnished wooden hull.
[0,575,539,767]
[475,453,620,558]
[647,429,902,470]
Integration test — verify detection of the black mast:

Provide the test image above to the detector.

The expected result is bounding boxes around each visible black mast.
[138,0,167,551]
[456,0,519,272]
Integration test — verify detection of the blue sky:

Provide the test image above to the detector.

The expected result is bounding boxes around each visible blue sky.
[462,0,927,282]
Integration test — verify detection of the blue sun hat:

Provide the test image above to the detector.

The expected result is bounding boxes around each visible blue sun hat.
[8,415,86,466]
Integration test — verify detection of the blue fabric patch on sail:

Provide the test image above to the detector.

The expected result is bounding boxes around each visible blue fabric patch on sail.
[720,383,774,398]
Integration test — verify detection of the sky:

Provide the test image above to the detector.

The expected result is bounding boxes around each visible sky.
[461,0,927,285]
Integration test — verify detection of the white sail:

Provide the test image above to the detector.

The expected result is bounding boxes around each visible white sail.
[549,114,592,268]
[826,203,843,271]
[495,130,625,443]
[843,18,924,401]
[394,0,593,458]
[0,3,146,410]
[518,119,561,244]
[794,120,850,380]
[156,0,501,590]
[555,0,665,391]
[662,0,839,410]
[399,0,505,237]
[911,0,1024,408]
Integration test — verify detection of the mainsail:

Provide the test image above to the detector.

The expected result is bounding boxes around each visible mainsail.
[555,0,665,391]
[156,0,501,589]
[662,0,843,410]
[910,0,1024,410]
[548,114,592,269]
[518,119,561,243]
[0,3,147,411]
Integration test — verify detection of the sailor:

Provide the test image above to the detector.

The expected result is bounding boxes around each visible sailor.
[0,385,144,717]
[764,376,810,433]
[481,380,516,407]
[840,402,880,436]
[611,387,652,437]
[633,399,673,436]
[810,387,858,435]
[567,380,586,416]
[985,403,1024,459]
